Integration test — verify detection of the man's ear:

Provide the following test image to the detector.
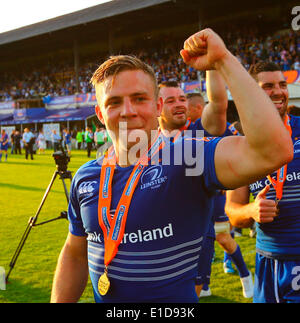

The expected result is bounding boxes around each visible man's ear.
[95,105,105,124]
[156,96,163,117]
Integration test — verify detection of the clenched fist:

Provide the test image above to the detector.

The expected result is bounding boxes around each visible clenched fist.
[180,28,230,71]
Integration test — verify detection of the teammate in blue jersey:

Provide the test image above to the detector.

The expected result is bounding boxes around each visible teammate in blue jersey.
[225,61,300,303]
[0,129,9,162]
[184,92,253,298]
[51,29,293,303]
[159,71,228,138]
[158,74,247,298]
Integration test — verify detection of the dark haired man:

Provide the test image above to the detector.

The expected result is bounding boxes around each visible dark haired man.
[158,71,228,137]
[225,61,300,303]
[51,31,292,303]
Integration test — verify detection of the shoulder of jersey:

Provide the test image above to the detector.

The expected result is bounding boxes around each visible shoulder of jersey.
[188,118,204,131]
[74,158,102,179]
[290,114,300,129]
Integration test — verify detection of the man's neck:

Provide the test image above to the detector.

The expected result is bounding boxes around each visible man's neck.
[115,146,139,168]
[160,121,185,137]
[114,131,160,167]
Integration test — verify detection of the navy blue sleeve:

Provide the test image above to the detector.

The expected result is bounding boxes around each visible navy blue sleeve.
[223,122,236,137]
[178,136,226,192]
[189,118,212,137]
[202,137,227,192]
[68,171,88,237]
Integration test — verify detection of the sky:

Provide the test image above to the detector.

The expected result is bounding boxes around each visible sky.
[0,0,113,34]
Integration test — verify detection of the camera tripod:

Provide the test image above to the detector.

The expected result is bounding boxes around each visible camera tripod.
[5,164,72,282]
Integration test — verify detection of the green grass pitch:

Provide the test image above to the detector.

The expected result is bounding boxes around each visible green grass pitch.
[0,149,256,303]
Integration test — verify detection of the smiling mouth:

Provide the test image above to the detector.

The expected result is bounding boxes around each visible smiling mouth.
[271,98,287,110]
[272,99,284,104]
[173,111,186,117]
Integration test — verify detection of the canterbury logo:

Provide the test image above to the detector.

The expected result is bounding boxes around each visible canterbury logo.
[78,181,97,195]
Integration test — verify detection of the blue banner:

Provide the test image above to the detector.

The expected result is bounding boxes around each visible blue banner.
[13,108,27,121]
[45,93,97,109]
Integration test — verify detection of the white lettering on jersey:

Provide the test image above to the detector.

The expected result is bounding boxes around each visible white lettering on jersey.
[121,223,174,244]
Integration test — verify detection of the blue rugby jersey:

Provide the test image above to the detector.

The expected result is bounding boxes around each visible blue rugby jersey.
[249,115,300,260]
[212,191,229,223]
[188,119,234,138]
[188,120,233,239]
[0,133,8,149]
[68,136,225,303]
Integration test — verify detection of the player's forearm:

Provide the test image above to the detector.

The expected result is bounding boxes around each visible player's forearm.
[225,201,255,228]
[50,246,88,303]
[206,70,228,109]
[215,52,293,166]
[201,70,227,136]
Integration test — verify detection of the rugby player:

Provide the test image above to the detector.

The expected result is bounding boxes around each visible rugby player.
[183,91,253,298]
[225,61,300,303]
[159,70,227,138]
[0,129,9,162]
[51,30,293,303]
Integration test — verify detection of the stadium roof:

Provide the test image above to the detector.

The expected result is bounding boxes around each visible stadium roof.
[0,0,171,45]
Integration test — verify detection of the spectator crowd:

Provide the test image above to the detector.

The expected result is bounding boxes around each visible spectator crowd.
[0,28,299,102]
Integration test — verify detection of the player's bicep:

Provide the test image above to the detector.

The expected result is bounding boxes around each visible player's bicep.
[214,136,268,189]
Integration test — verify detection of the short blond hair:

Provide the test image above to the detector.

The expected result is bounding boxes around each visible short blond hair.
[90,55,159,98]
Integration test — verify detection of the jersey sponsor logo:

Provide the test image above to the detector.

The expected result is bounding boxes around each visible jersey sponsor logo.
[250,172,300,191]
[87,231,104,243]
[140,165,167,191]
[87,222,174,245]
[294,139,300,155]
[120,223,174,244]
[78,181,98,196]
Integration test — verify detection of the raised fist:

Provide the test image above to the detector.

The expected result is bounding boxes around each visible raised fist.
[180,28,229,71]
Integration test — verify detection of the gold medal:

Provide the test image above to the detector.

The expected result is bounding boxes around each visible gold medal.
[98,267,110,296]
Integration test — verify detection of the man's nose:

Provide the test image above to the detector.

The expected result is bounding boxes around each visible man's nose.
[272,84,284,96]
[120,97,137,117]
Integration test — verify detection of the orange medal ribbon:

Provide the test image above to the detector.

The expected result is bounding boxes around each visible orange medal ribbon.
[171,118,192,143]
[267,115,292,203]
[98,132,164,269]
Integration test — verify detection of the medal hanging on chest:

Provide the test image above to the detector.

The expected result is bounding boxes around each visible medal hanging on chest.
[97,132,164,296]
[98,267,110,296]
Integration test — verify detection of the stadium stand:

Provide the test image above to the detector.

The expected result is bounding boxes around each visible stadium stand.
[0,0,299,126]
